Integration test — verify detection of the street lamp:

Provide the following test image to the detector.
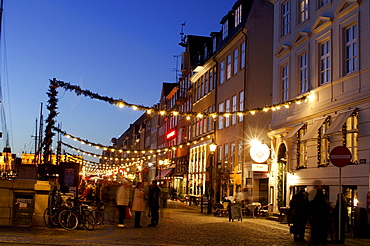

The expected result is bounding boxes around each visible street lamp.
[207,139,217,213]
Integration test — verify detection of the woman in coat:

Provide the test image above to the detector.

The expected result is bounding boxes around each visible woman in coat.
[116,179,131,227]
[131,182,146,228]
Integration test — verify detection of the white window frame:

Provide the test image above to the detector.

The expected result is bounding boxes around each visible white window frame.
[282,64,289,101]
[225,99,230,128]
[320,39,331,84]
[344,24,357,75]
[220,61,225,85]
[235,5,242,27]
[222,20,228,40]
[233,49,239,75]
[281,1,290,37]
[300,52,308,93]
[299,0,309,23]
[239,91,244,122]
[227,55,232,80]
[241,42,246,69]
[232,95,237,125]
[218,102,224,130]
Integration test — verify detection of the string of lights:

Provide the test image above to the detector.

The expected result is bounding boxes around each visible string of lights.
[53,79,309,118]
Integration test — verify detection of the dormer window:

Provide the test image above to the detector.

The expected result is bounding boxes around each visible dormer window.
[235,5,242,27]
[204,45,208,60]
[213,36,217,53]
[222,20,228,40]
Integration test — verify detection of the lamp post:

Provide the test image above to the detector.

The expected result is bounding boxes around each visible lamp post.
[208,139,217,214]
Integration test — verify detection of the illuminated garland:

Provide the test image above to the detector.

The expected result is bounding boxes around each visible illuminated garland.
[56,127,213,155]
[54,79,309,118]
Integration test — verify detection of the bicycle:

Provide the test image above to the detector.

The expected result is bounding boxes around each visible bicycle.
[43,191,74,228]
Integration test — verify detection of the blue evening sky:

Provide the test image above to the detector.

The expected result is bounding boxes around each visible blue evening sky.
[2,1,234,158]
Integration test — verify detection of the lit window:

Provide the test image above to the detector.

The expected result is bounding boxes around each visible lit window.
[300,53,308,93]
[297,125,307,168]
[225,99,230,128]
[299,0,309,23]
[224,144,229,171]
[232,95,237,125]
[318,119,330,166]
[281,64,289,101]
[320,40,331,84]
[235,5,242,27]
[227,55,232,80]
[344,24,357,75]
[220,61,225,84]
[234,49,239,75]
[237,140,243,172]
[230,143,236,172]
[343,111,358,164]
[281,1,290,36]
[239,91,244,122]
[218,102,224,130]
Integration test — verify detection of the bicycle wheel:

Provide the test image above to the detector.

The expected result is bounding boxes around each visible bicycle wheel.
[43,207,59,228]
[84,210,95,230]
[58,210,78,230]
[92,210,104,225]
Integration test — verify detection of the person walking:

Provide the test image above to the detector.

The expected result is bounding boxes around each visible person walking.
[309,188,331,245]
[147,180,161,227]
[289,187,309,243]
[116,179,131,228]
[131,182,146,228]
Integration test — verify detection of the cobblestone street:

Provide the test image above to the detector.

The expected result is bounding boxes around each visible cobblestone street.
[0,201,369,246]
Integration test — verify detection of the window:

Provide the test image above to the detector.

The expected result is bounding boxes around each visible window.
[318,0,330,9]
[297,125,307,168]
[320,40,331,84]
[204,45,208,61]
[241,42,246,69]
[343,111,358,164]
[281,64,289,101]
[209,69,213,91]
[227,55,232,80]
[237,140,243,172]
[299,0,309,23]
[281,1,290,36]
[220,61,225,84]
[201,76,205,97]
[239,91,244,122]
[300,53,308,93]
[205,72,209,94]
[344,24,357,75]
[218,102,224,130]
[217,146,223,163]
[318,119,330,166]
[230,143,236,172]
[232,95,237,125]
[222,20,228,40]
[235,5,242,27]
[224,144,229,171]
[233,49,239,75]
[225,99,230,128]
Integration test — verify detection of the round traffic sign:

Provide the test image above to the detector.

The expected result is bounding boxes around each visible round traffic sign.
[330,146,352,167]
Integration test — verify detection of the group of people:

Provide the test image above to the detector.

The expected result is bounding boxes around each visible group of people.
[289,184,349,244]
[116,179,161,228]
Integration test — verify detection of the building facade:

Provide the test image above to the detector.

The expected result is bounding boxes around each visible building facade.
[268,0,370,225]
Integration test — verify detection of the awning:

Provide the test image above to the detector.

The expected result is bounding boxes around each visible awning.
[155,169,173,180]
[325,110,354,135]
[284,123,305,139]
[301,117,327,141]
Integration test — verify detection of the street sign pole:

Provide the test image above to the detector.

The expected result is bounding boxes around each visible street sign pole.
[330,146,352,243]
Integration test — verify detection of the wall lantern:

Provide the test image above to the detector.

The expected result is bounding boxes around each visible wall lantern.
[209,139,217,152]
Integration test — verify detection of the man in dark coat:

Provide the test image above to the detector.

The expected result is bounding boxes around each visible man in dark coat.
[147,180,161,227]
[289,187,309,242]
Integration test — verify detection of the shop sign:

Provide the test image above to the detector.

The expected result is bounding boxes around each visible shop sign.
[252,163,268,172]
[166,129,177,140]
[250,142,270,163]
